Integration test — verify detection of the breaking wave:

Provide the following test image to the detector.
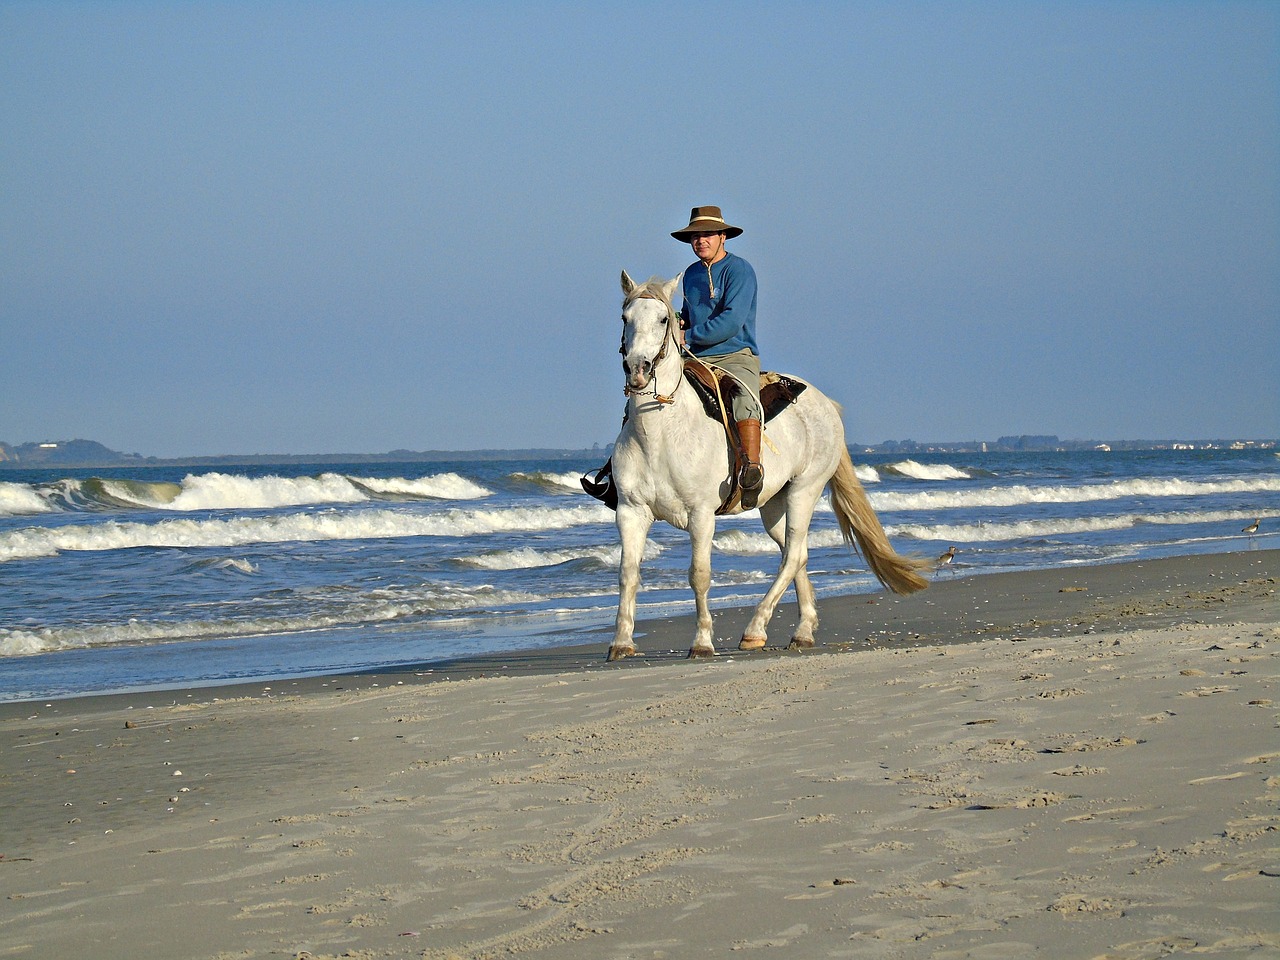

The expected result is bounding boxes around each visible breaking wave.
[714,528,851,554]
[350,474,492,500]
[0,481,57,516]
[890,508,1276,543]
[869,476,1280,512]
[882,460,971,481]
[0,503,612,562]
[0,583,541,658]
[1,471,494,516]
[461,540,663,570]
[510,470,588,494]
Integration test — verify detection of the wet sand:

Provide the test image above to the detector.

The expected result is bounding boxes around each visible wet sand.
[1,550,1276,959]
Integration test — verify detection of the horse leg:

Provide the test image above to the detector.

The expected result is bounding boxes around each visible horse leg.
[788,564,819,648]
[755,492,819,647]
[740,485,820,651]
[609,506,653,661]
[687,510,717,658]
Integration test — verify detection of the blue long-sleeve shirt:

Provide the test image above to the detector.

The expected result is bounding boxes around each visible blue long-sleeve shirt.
[679,252,758,358]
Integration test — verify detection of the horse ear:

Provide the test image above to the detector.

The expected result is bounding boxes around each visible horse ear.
[620,270,636,296]
[663,275,680,303]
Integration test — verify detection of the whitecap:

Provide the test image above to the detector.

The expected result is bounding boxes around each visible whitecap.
[166,472,369,511]
[883,460,970,481]
[870,476,1280,513]
[354,473,492,500]
[713,528,851,554]
[890,508,1277,543]
[463,540,662,570]
[511,470,590,493]
[0,482,55,516]
[0,503,615,563]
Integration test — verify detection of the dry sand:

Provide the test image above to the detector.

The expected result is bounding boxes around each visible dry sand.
[1,550,1276,960]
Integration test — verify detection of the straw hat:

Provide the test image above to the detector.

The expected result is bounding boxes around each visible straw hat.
[670,205,743,241]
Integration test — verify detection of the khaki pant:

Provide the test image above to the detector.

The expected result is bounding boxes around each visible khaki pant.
[699,348,762,422]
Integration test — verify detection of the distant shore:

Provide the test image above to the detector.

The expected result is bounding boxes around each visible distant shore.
[0,446,609,469]
[3,437,1275,470]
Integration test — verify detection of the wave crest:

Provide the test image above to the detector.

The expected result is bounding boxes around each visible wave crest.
[891,508,1275,543]
[462,540,663,571]
[0,503,613,562]
[882,460,971,481]
[0,482,56,516]
[870,476,1280,512]
[354,473,492,500]
[510,470,589,493]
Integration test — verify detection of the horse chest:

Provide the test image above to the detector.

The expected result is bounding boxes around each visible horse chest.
[612,426,726,527]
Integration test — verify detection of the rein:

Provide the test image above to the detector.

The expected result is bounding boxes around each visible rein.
[621,293,686,405]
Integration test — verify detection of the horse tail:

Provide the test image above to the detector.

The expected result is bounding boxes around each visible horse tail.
[829,445,931,595]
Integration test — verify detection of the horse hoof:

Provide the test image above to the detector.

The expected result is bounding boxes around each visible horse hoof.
[688,646,716,659]
[787,637,815,650]
[607,645,636,662]
[738,636,767,651]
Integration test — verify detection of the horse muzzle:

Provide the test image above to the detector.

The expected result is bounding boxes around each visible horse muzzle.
[624,357,654,390]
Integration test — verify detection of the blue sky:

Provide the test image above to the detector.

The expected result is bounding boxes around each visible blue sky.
[2,1,1276,456]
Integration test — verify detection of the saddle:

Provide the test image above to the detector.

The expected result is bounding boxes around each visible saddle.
[581,365,808,512]
[682,361,808,429]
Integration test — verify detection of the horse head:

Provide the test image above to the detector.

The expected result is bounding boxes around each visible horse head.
[620,270,680,394]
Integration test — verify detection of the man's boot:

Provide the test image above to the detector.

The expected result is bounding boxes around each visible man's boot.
[736,418,764,509]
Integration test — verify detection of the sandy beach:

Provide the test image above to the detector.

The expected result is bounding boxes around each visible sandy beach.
[2,550,1276,959]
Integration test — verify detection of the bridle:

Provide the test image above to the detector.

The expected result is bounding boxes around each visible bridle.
[620,292,686,405]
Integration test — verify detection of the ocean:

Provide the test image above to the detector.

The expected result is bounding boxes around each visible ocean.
[1,448,1276,702]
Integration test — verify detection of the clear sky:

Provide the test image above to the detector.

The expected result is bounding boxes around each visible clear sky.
[2,1,1277,457]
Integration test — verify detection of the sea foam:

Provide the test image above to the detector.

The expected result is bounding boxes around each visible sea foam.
[882,460,971,480]
[0,582,542,657]
[0,503,613,562]
[869,476,1280,512]
[462,540,662,570]
[0,482,55,516]
[890,508,1275,543]
[511,471,591,493]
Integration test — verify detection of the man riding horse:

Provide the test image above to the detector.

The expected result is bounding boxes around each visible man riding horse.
[584,204,766,509]
[672,206,766,508]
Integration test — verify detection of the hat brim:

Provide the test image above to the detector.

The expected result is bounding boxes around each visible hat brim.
[672,224,743,241]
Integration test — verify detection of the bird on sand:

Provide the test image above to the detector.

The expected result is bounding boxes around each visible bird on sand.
[936,546,956,572]
[1242,518,1260,537]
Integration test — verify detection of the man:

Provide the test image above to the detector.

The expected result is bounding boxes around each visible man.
[671,205,764,508]
[582,204,765,509]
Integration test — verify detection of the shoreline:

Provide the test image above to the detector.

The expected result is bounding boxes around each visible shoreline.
[0,548,1276,958]
[3,549,1274,714]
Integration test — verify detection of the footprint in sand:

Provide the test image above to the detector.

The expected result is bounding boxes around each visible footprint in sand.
[1051,764,1106,776]
[1048,894,1127,918]
[1043,736,1144,754]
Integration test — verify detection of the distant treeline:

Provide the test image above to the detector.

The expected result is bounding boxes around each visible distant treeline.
[865,436,1276,454]
[0,439,608,468]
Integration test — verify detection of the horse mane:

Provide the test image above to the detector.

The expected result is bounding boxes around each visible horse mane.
[623,276,676,312]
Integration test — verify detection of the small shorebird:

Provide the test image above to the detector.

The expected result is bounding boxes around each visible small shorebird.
[1242,518,1260,537]
[937,545,956,572]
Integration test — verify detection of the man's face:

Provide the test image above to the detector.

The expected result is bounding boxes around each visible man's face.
[689,231,727,265]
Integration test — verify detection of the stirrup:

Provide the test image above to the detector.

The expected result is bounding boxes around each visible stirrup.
[581,463,618,511]
[739,462,763,510]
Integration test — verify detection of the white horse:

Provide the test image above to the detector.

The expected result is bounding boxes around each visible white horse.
[607,271,929,661]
